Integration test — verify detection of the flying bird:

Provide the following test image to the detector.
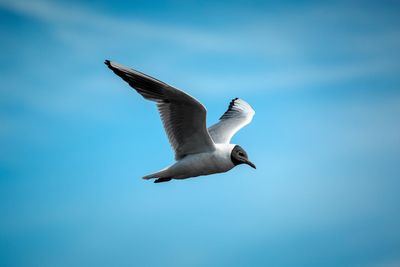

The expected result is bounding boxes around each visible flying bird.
[105,60,256,183]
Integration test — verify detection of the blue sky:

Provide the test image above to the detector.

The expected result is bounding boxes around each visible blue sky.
[1,0,400,266]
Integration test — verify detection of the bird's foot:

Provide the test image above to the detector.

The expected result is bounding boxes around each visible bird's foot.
[154,178,172,183]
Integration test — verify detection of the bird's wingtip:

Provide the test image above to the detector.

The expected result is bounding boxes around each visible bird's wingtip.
[104,59,111,67]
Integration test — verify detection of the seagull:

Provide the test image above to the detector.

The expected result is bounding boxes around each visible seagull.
[105,60,256,183]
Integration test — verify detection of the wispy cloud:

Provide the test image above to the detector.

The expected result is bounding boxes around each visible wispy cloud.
[0,0,236,52]
[2,0,399,59]
[1,0,399,96]
[185,59,400,94]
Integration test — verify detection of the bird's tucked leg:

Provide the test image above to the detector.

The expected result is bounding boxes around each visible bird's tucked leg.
[154,178,172,183]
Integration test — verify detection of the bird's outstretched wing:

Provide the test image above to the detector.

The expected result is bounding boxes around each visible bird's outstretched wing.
[208,98,255,144]
[105,60,215,159]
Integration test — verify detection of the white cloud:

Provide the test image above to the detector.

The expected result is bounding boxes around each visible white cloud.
[1,0,399,96]
[0,0,237,52]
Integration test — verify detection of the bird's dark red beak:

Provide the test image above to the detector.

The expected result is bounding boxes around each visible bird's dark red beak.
[245,159,256,169]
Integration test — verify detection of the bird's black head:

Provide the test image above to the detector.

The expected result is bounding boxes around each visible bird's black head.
[230,145,256,169]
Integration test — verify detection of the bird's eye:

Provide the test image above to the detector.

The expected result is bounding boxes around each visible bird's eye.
[238,152,244,157]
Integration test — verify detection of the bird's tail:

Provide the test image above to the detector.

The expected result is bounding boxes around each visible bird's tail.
[143,170,172,183]
[142,167,170,180]
[142,172,160,180]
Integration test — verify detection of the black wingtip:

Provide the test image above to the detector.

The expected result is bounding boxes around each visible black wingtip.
[230,97,239,105]
[229,97,239,108]
[104,59,111,67]
[219,97,240,120]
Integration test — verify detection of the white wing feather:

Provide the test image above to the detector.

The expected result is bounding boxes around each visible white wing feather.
[208,98,255,144]
[105,60,215,159]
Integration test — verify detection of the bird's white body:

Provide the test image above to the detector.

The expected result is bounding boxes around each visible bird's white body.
[144,144,236,180]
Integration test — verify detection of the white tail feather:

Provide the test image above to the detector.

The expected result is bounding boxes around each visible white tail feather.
[142,168,170,180]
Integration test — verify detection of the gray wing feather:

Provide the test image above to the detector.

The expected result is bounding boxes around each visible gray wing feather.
[208,98,255,144]
[105,60,215,159]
